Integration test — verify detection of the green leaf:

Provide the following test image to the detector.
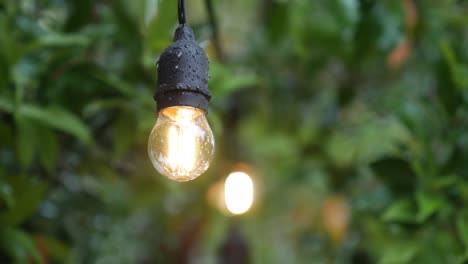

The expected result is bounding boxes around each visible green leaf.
[0,180,14,209]
[0,15,24,66]
[0,227,42,264]
[210,63,258,96]
[457,254,468,264]
[326,116,411,167]
[383,193,442,224]
[0,96,13,113]
[431,174,458,189]
[19,105,92,144]
[37,127,59,173]
[457,213,468,251]
[83,98,132,118]
[383,199,417,223]
[93,74,153,107]
[15,116,37,166]
[416,191,442,223]
[0,176,48,226]
[379,243,418,264]
[94,73,135,97]
[143,0,177,52]
[113,111,137,160]
[37,33,91,47]
[325,131,356,167]
[440,40,468,91]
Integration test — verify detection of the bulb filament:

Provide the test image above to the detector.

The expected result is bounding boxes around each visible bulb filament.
[168,123,196,176]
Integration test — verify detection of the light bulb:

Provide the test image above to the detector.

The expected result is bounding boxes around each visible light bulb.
[224,172,254,215]
[148,106,215,182]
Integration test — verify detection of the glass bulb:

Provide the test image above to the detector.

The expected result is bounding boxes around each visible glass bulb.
[148,106,215,182]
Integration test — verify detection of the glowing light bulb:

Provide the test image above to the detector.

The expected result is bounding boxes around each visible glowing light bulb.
[224,172,254,215]
[148,106,215,182]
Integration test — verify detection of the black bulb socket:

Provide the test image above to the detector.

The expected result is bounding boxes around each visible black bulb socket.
[155,25,211,113]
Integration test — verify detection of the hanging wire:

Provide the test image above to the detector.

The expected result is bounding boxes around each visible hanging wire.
[205,0,224,60]
[178,0,186,25]
[177,0,224,59]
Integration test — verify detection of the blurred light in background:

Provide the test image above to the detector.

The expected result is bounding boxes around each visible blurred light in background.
[322,195,350,242]
[224,172,254,215]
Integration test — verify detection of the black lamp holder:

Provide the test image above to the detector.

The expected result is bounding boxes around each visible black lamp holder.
[154,0,211,113]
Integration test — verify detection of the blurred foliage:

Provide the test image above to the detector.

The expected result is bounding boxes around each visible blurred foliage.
[1,0,468,263]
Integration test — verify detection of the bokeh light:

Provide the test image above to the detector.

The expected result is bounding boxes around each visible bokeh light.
[224,171,254,215]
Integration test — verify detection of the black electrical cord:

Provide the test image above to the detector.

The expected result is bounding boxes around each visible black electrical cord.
[178,0,186,25]
[205,0,224,60]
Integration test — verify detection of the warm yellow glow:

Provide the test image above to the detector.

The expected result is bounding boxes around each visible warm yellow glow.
[224,172,254,215]
[180,124,195,171]
[161,106,204,120]
[148,106,214,182]
[165,108,198,176]
[168,126,178,170]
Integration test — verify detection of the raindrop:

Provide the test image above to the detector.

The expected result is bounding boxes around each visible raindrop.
[175,65,179,70]
[177,52,182,58]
